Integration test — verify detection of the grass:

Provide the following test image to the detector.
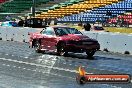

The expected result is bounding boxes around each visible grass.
[70,25,132,34]
[69,25,83,30]
[53,24,132,34]
[104,27,132,34]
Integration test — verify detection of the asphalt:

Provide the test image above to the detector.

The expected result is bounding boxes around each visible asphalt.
[0,40,132,88]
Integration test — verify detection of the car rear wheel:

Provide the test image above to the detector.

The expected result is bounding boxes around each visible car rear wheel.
[57,43,68,56]
[86,50,95,57]
[34,40,41,53]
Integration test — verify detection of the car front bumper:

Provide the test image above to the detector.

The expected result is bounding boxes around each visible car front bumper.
[65,43,100,52]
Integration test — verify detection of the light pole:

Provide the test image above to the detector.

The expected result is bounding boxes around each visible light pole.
[32,0,35,17]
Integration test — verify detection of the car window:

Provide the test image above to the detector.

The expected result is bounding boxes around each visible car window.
[42,27,55,35]
[54,28,69,36]
[54,27,82,36]
[69,28,82,34]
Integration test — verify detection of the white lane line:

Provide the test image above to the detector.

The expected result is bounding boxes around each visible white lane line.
[5,54,8,55]
[2,64,6,66]
[50,72,75,80]
[23,68,26,70]
[12,55,14,56]
[63,63,66,64]
[26,69,31,71]
[0,57,92,74]
[18,67,21,68]
[6,64,10,67]
[112,86,121,88]
[13,66,16,68]
[33,70,37,72]
[113,86,122,88]
[24,57,28,59]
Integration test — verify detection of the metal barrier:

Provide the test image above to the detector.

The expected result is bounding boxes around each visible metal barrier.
[81,31,98,40]
[0,27,132,55]
[0,27,41,42]
[0,27,7,41]
[82,31,132,55]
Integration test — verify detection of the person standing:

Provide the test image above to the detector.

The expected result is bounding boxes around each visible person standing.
[18,19,24,27]
[84,23,91,31]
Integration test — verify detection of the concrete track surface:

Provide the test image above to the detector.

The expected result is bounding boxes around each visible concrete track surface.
[0,41,132,88]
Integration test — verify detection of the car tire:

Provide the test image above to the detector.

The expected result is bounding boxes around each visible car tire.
[57,43,68,56]
[86,50,95,58]
[34,40,41,53]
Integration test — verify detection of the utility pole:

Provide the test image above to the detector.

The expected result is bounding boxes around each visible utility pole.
[32,0,35,17]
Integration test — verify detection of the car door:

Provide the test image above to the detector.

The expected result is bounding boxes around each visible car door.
[41,27,57,50]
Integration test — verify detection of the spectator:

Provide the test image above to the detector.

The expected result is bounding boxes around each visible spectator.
[47,18,51,25]
[18,19,24,27]
[54,18,58,25]
[24,17,28,27]
[45,18,48,25]
[84,23,91,31]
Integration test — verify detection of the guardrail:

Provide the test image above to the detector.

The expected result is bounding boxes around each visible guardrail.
[82,31,132,55]
[0,27,42,42]
[0,27,132,55]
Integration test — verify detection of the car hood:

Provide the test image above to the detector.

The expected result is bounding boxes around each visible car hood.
[60,34,91,41]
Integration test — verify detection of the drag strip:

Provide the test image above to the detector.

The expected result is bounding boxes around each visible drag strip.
[0,57,78,73]
[0,41,132,88]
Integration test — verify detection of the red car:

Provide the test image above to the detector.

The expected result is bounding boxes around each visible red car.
[30,26,100,57]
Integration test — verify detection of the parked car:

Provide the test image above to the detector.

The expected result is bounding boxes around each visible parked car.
[30,26,100,57]
[24,18,45,28]
[1,21,18,27]
[91,26,104,31]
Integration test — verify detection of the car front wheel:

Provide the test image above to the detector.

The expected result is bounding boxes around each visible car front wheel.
[57,43,68,56]
[34,40,41,53]
[86,50,95,57]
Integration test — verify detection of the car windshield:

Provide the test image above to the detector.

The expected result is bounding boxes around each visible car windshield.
[54,27,82,36]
